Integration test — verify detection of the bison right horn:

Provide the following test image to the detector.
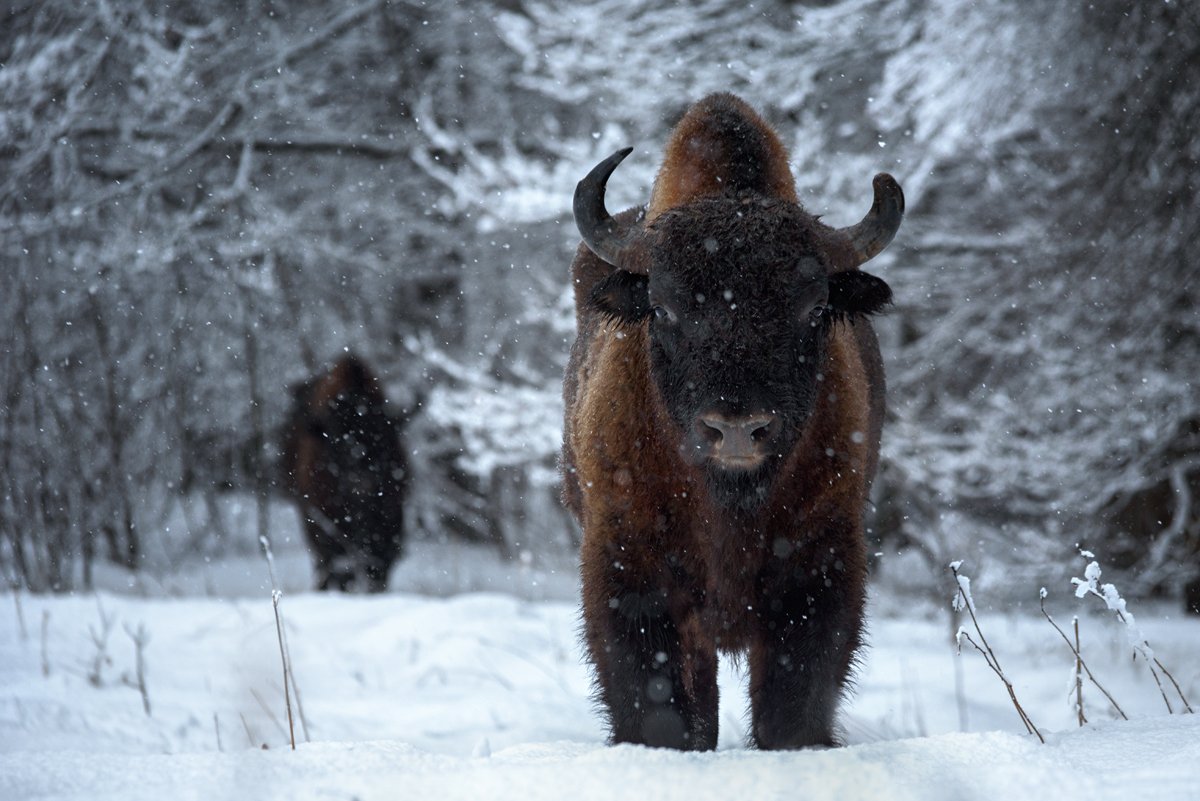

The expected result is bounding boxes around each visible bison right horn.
[574,147,642,269]
[839,173,905,265]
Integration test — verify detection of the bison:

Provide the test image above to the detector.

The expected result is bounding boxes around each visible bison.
[562,93,904,750]
[282,354,411,592]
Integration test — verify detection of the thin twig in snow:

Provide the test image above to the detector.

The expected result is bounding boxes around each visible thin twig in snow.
[272,591,296,751]
[249,687,287,739]
[1074,617,1086,727]
[123,623,151,716]
[950,562,1044,743]
[1038,592,1125,720]
[11,588,27,641]
[86,597,115,687]
[1159,664,1194,714]
[953,648,969,732]
[956,629,1043,741]
[260,535,309,744]
[239,712,258,748]
[40,610,50,677]
[272,597,310,743]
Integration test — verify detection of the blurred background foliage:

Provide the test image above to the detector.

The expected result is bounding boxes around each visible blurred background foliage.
[1,0,1196,602]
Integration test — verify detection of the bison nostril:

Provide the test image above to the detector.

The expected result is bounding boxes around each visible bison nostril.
[749,418,775,444]
[697,417,725,446]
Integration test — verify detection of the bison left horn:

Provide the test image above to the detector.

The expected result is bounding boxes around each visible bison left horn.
[839,173,905,265]
[574,147,642,269]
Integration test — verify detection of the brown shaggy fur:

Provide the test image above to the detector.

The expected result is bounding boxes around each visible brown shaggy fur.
[563,93,893,750]
[647,94,798,217]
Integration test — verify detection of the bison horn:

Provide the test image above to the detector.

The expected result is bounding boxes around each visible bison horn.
[574,147,641,268]
[840,173,905,265]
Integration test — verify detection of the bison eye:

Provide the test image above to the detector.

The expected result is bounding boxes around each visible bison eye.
[808,304,826,325]
[652,305,677,324]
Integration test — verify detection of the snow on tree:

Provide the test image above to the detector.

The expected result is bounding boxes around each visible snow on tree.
[1,0,1196,599]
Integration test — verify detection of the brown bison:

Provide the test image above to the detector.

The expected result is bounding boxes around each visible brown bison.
[562,93,904,749]
[282,354,410,592]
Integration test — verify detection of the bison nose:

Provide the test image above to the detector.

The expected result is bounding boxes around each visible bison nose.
[695,413,778,466]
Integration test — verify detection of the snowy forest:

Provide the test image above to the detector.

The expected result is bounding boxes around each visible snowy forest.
[2,0,1196,602]
[2,1,1200,798]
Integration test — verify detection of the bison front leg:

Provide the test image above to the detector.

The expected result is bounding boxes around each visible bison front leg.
[748,540,866,749]
[582,556,717,750]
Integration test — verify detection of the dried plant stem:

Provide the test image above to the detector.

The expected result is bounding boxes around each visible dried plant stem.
[259,534,307,743]
[239,712,257,748]
[123,623,151,716]
[214,712,224,752]
[275,604,310,742]
[87,596,115,687]
[957,630,1044,742]
[951,564,1044,743]
[953,650,969,732]
[1039,597,1126,720]
[1136,645,1174,714]
[40,610,50,677]
[11,589,27,641]
[1073,618,1086,727]
[1079,584,1193,714]
[272,591,296,750]
[1153,657,1193,714]
[249,687,287,738]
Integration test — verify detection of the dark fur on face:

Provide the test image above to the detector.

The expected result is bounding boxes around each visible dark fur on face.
[589,193,891,512]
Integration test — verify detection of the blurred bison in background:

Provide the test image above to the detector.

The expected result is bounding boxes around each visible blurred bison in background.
[563,93,903,749]
[282,354,411,592]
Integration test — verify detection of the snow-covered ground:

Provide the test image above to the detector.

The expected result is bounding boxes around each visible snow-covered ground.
[3,523,1199,800]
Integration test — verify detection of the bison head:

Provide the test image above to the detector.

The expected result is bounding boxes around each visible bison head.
[575,149,902,512]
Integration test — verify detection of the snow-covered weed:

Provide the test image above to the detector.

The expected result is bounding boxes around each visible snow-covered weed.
[954,548,1195,736]
[1070,550,1193,714]
[1038,587,1126,722]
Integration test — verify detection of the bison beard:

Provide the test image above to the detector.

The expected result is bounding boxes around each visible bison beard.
[563,93,902,749]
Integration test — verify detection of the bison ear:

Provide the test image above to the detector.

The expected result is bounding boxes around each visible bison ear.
[827,270,892,318]
[588,270,651,324]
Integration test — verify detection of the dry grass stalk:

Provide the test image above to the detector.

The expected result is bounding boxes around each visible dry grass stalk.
[40,609,50,677]
[259,535,310,743]
[271,590,297,751]
[11,587,28,641]
[249,687,286,738]
[259,534,307,748]
[239,712,258,748]
[950,562,1044,744]
[1074,617,1086,727]
[123,622,151,716]
[86,596,114,687]
[1039,592,1126,720]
